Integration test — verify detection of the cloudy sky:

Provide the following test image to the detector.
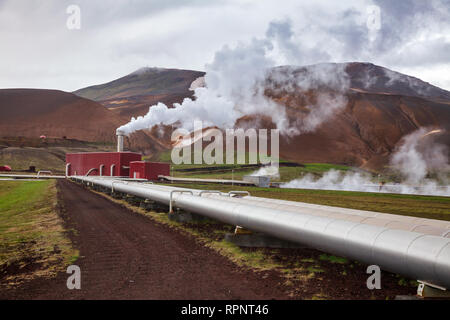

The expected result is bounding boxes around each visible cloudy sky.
[0,0,449,92]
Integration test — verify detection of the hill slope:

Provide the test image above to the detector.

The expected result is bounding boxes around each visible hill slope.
[2,63,449,172]
[264,63,450,169]
[275,92,450,170]
[0,89,168,155]
[0,89,122,142]
[271,63,450,102]
[73,68,205,118]
[345,62,450,101]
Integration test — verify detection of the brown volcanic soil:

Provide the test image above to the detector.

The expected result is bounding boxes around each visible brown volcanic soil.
[345,62,450,101]
[2,63,449,170]
[74,67,204,119]
[0,89,122,142]
[0,89,166,155]
[105,92,195,118]
[149,87,450,171]
[79,63,450,170]
[0,180,419,300]
[0,180,290,299]
[259,63,450,169]
[272,91,450,170]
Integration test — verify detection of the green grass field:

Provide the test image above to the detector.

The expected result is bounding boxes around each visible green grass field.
[151,149,368,182]
[0,180,77,283]
[157,149,449,220]
[165,182,450,221]
[168,160,355,182]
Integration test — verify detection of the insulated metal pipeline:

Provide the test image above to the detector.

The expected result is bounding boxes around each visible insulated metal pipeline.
[73,176,450,288]
[95,180,450,237]
[206,195,450,237]
[122,182,450,236]
[244,196,450,229]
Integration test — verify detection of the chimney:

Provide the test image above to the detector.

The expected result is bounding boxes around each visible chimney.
[116,129,124,152]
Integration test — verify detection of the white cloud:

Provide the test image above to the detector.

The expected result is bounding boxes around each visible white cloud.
[0,0,449,91]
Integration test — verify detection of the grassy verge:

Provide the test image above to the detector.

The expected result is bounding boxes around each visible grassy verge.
[151,149,355,182]
[169,161,354,182]
[164,182,450,221]
[88,188,317,297]
[86,183,417,299]
[0,180,77,286]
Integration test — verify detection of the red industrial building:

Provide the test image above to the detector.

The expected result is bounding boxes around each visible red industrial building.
[129,161,170,180]
[66,152,141,177]
[66,152,170,181]
[0,165,11,172]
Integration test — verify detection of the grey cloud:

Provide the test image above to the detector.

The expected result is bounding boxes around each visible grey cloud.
[266,19,331,65]
[0,0,449,91]
[385,39,450,67]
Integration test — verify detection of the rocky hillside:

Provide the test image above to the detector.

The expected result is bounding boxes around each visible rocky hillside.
[0,89,167,155]
[275,91,450,170]
[2,63,449,171]
[73,67,205,118]
[263,63,450,170]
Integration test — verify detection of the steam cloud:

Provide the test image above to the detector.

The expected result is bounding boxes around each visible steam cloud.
[265,63,350,133]
[250,164,280,179]
[281,128,450,196]
[117,20,350,136]
[390,128,449,184]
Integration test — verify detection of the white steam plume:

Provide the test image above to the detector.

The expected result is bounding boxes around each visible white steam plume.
[118,37,284,135]
[281,128,450,196]
[249,164,280,178]
[264,63,350,133]
[281,169,450,196]
[117,20,350,137]
[390,128,449,184]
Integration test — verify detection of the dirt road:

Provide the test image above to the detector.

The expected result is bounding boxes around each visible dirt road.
[1,180,289,299]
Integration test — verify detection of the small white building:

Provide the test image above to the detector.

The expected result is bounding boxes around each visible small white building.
[243,175,271,187]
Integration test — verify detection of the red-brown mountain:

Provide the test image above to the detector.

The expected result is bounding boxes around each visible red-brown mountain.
[0,89,166,154]
[3,63,449,171]
[345,62,450,101]
[261,63,450,170]
[276,92,450,170]
[73,67,205,118]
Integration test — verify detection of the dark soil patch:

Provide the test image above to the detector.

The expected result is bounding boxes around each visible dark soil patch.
[181,217,418,299]
[0,180,291,299]
[0,257,43,282]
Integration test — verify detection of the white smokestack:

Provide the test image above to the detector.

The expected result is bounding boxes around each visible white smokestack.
[116,129,124,152]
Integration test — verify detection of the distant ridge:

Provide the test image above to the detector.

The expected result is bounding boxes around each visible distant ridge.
[3,63,448,170]
[73,67,205,118]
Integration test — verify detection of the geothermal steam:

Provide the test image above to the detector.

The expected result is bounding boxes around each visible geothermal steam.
[390,128,448,184]
[250,164,280,179]
[115,20,449,197]
[281,128,450,196]
[117,20,350,136]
